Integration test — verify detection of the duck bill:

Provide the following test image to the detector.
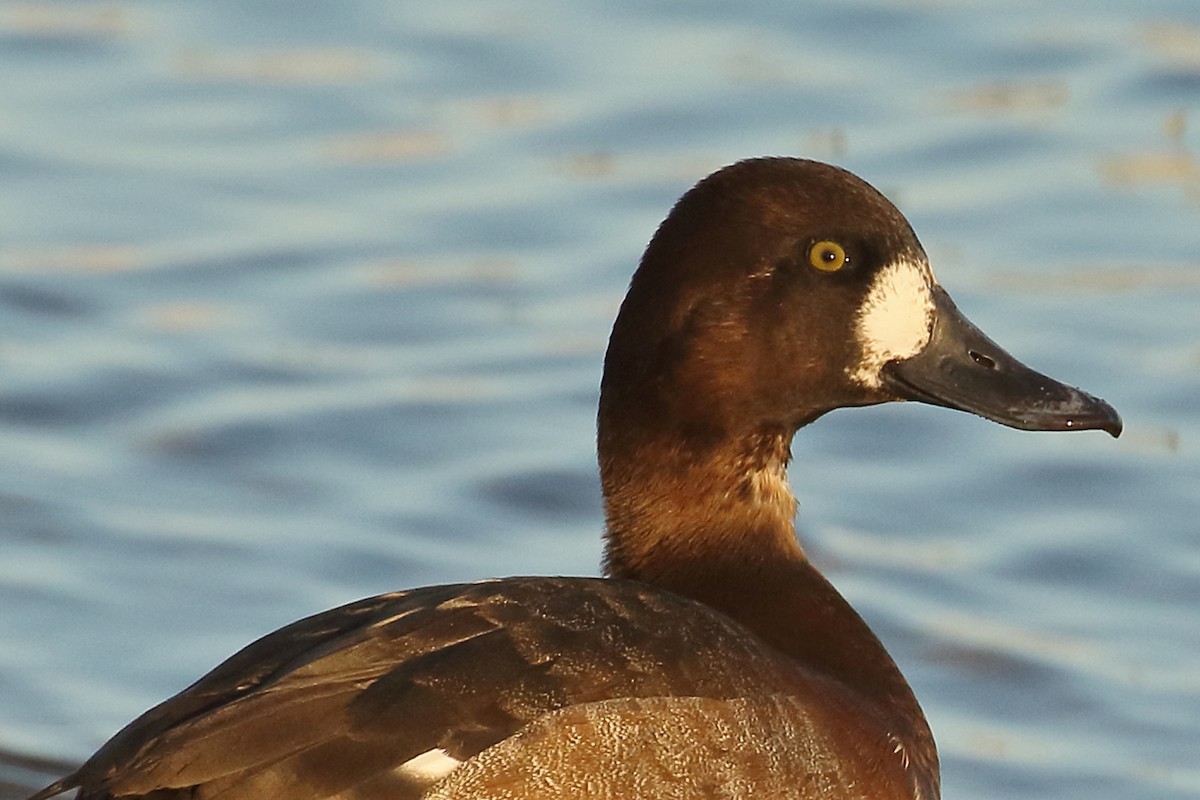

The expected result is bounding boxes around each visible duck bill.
[881,287,1122,437]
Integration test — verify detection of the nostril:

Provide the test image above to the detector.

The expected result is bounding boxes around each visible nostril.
[969,350,996,370]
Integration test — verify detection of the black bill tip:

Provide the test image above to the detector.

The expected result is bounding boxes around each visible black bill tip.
[1046,394,1122,438]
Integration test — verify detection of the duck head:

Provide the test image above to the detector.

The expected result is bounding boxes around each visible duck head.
[600,158,1122,445]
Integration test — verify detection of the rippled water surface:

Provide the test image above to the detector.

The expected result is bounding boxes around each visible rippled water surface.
[1,2,1198,798]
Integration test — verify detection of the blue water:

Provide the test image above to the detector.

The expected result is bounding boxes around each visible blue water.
[1,2,1198,798]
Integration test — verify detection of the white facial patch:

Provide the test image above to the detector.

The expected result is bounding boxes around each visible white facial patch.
[848,256,936,389]
[396,747,462,783]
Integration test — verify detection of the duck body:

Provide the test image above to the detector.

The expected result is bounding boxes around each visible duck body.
[29,158,1120,800]
[58,577,927,800]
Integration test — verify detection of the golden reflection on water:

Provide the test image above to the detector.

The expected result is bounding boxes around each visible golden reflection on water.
[324,131,451,163]
[136,302,235,333]
[175,48,372,85]
[365,258,519,288]
[986,264,1200,294]
[944,80,1070,113]
[0,245,146,274]
[4,2,128,39]
[1143,22,1200,69]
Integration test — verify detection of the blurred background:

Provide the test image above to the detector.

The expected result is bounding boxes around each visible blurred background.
[0,1,1197,798]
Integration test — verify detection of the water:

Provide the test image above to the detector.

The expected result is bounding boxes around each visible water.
[0,1,1197,798]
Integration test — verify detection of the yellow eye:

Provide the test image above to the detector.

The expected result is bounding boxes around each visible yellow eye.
[808,240,847,272]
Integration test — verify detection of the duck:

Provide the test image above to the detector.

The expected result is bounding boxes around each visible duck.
[27,157,1121,800]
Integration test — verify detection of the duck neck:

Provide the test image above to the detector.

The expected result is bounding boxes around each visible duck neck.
[599,424,930,747]
[601,426,803,583]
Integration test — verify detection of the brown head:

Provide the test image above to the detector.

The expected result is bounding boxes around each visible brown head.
[598,157,1120,581]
